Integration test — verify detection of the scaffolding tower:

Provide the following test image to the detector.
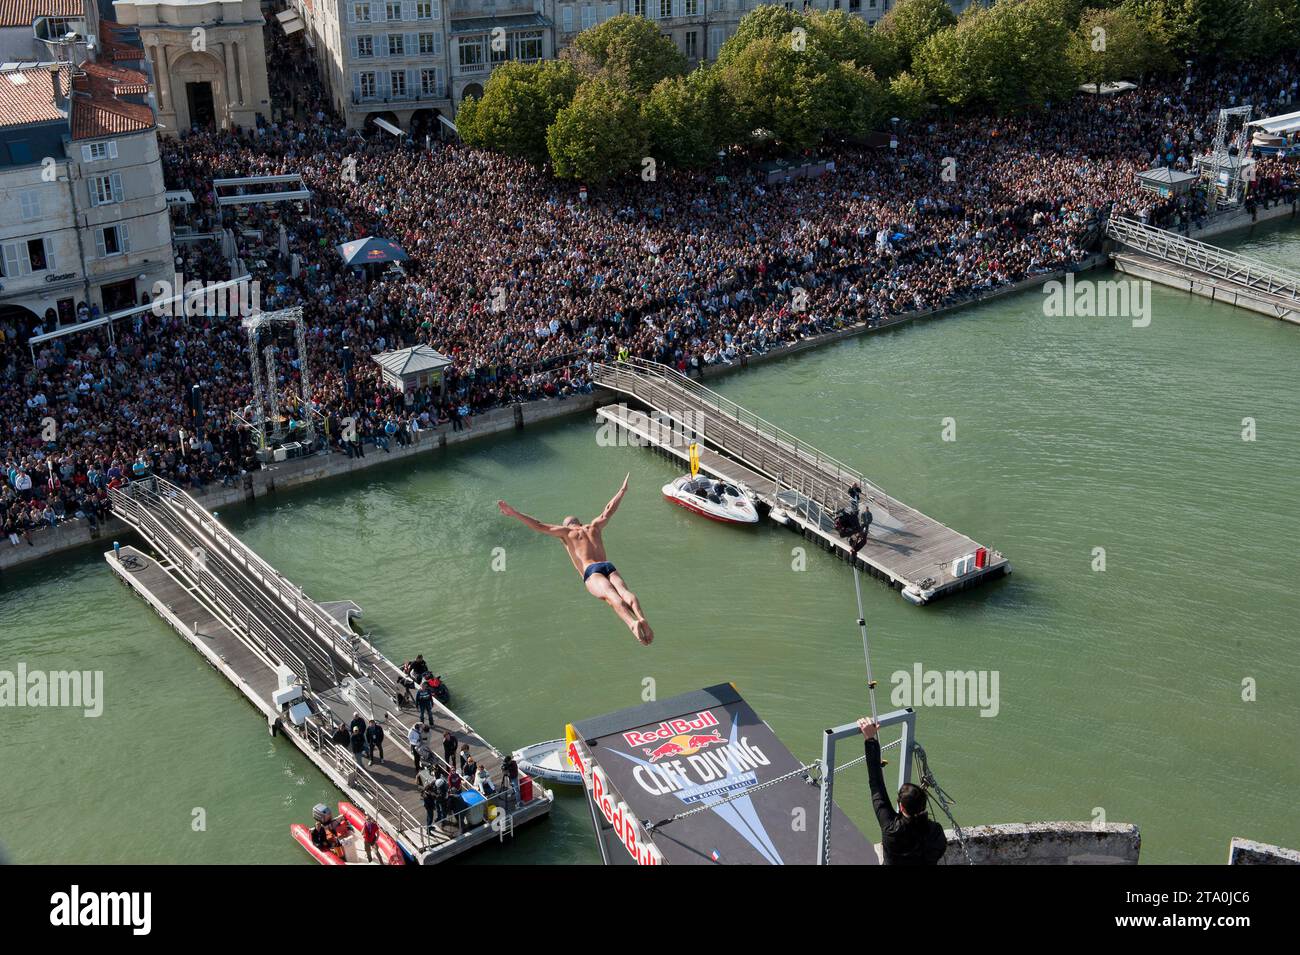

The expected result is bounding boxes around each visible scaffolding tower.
[242,306,316,452]
[1196,106,1255,208]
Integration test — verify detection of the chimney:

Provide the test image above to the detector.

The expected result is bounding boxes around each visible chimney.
[49,63,67,113]
[72,69,90,95]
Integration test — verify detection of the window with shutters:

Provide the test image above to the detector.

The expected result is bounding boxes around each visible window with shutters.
[98,225,128,257]
[360,71,377,97]
[1,243,23,277]
[26,237,50,271]
[354,2,371,21]
[632,0,645,16]
[684,30,697,58]
[581,5,594,28]
[388,33,404,55]
[357,35,374,56]
[84,141,114,162]
[386,0,401,19]
[419,32,436,54]
[562,6,573,31]
[20,190,42,221]
[659,0,671,18]
[420,68,441,96]
[390,70,407,96]
[90,173,124,206]
[416,0,432,17]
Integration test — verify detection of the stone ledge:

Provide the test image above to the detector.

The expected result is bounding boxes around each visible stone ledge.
[939,821,1142,865]
[1228,837,1300,865]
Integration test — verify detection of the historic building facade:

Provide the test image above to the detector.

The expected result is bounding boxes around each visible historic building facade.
[111,0,272,133]
[0,59,173,330]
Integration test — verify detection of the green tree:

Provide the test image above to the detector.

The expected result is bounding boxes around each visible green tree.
[642,67,739,169]
[914,0,1076,112]
[807,8,900,79]
[1125,0,1247,61]
[1242,0,1300,59]
[878,0,958,70]
[456,60,580,164]
[547,79,648,182]
[564,14,688,94]
[720,35,884,149]
[715,5,807,67]
[1069,6,1169,91]
[889,70,929,121]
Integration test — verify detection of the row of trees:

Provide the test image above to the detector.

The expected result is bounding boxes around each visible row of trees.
[456,0,1300,182]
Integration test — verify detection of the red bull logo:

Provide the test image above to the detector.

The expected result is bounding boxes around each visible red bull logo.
[623,710,720,748]
[642,729,727,762]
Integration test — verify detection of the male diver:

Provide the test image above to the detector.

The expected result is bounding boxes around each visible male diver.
[498,473,653,646]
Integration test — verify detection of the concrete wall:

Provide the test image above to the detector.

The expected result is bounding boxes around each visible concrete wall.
[1228,838,1300,865]
[938,822,1142,865]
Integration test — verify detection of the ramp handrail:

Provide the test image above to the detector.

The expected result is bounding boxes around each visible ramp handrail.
[592,358,899,513]
[1106,216,1300,301]
[110,484,315,690]
[122,477,408,704]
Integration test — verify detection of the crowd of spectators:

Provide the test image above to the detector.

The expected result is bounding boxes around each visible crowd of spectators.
[2,30,1297,549]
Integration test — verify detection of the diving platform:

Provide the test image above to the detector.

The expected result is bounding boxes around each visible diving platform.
[592,358,1009,605]
[567,683,882,865]
[107,476,551,864]
[1106,216,1300,324]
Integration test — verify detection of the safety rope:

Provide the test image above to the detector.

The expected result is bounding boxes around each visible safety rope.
[913,741,974,865]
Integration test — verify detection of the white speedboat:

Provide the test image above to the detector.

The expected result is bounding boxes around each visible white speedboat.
[662,475,760,525]
[513,739,583,786]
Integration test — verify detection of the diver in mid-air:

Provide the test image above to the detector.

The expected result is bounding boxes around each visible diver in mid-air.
[498,473,653,646]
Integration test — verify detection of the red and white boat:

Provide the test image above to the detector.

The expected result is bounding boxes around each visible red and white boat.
[291,801,407,865]
[662,475,759,525]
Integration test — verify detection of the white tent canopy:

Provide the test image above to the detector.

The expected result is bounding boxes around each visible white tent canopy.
[1248,109,1300,135]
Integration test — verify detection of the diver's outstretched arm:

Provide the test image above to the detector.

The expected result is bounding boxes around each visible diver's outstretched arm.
[591,473,630,529]
[498,501,566,537]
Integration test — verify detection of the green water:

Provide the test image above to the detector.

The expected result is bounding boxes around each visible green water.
[3,223,1298,865]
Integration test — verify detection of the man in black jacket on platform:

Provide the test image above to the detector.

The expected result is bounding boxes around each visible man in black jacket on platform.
[858,718,948,865]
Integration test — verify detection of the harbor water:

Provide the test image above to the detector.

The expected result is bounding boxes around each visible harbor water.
[2,223,1297,864]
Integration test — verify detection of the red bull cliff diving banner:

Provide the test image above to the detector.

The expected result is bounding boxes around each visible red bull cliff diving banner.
[566,683,877,865]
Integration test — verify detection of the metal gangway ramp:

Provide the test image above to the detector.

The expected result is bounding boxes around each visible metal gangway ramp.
[107,476,551,863]
[1106,216,1300,323]
[591,358,1008,604]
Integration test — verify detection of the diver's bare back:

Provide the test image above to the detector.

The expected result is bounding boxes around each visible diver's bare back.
[558,524,607,574]
[497,474,653,646]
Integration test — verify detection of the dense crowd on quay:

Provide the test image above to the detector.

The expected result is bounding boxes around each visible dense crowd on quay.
[2,31,1298,547]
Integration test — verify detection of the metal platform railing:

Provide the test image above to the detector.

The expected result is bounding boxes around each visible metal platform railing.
[1106,216,1300,302]
[117,477,408,702]
[110,483,316,690]
[592,358,898,515]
